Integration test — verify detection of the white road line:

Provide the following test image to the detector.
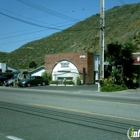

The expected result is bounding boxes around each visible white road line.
[6,136,24,140]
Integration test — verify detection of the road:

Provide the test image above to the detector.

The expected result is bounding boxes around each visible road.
[0,86,140,140]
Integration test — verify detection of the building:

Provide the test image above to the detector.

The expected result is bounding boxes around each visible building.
[30,66,45,76]
[45,52,99,84]
[0,63,18,72]
[133,52,140,87]
[0,63,6,72]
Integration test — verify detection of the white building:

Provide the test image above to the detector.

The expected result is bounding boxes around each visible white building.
[0,63,18,72]
[30,66,45,76]
[0,63,6,72]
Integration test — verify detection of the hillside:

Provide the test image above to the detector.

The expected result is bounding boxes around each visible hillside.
[0,52,9,62]
[0,3,140,69]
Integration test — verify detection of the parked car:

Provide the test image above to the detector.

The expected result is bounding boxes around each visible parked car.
[18,76,48,87]
[0,73,15,86]
[4,74,18,87]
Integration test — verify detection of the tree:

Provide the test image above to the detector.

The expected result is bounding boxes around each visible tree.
[105,42,137,87]
[42,72,52,82]
[29,61,37,69]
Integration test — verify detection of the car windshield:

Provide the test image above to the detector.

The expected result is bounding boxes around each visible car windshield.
[26,76,35,80]
[0,75,4,78]
[11,76,17,79]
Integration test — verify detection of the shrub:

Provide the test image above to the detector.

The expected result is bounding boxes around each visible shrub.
[42,72,52,82]
[100,77,127,92]
[49,80,59,85]
[101,84,127,92]
[125,79,139,89]
[49,80,75,85]
[65,81,75,85]
[76,76,81,85]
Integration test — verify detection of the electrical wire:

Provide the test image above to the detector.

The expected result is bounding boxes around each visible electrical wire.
[0,8,50,25]
[0,9,99,32]
[0,29,47,40]
[0,21,77,40]
[0,11,63,30]
[119,0,127,5]
[17,0,79,22]
[0,35,45,45]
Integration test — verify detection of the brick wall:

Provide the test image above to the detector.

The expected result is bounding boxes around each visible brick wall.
[45,52,94,84]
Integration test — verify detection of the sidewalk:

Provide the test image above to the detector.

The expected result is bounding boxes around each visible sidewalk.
[90,88,140,99]
[100,88,140,94]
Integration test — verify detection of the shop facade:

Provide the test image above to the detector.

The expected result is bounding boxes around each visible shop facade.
[45,52,99,84]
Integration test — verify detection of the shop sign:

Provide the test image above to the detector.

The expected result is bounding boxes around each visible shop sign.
[60,62,70,67]
[79,55,86,58]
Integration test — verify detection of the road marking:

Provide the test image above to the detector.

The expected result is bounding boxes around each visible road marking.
[87,99,140,106]
[26,102,140,122]
[6,136,24,140]
[1,100,140,122]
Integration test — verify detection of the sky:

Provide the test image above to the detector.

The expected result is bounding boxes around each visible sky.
[0,0,140,53]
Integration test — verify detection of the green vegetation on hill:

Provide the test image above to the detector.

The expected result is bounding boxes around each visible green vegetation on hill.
[0,52,9,63]
[0,3,140,69]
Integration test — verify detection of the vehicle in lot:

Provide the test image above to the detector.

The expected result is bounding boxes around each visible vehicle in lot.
[0,73,15,86]
[4,74,18,87]
[18,76,48,87]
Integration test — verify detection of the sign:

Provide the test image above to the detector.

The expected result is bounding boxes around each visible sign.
[133,53,140,65]
[18,73,24,80]
[127,127,140,140]
[94,55,99,71]
[137,57,140,61]
[52,60,79,83]
[79,55,86,59]
[60,62,69,67]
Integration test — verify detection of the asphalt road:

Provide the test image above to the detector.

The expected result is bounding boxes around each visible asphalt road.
[0,86,140,140]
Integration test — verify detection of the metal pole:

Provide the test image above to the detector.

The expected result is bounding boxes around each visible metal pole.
[98,0,105,91]
[138,65,140,87]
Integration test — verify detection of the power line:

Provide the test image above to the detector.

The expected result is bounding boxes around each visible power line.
[0,27,38,36]
[0,36,45,46]
[0,29,47,40]
[0,10,99,32]
[0,8,49,25]
[0,11,63,30]
[0,21,77,40]
[119,0,127,5]
[17,0,79,22]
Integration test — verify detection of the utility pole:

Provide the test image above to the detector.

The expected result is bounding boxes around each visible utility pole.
[98,0,105,91]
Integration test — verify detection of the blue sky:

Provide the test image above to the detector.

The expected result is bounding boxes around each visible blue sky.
[0,0,140,53]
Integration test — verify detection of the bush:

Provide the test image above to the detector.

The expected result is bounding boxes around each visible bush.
[125,80,139,89]
[101,84,127,92]
[100,77,127,92]
[49,80,75,85]
[49,80,59,85]
[42,72,52,83]
[76,76,81,85]
[65,81,75,85]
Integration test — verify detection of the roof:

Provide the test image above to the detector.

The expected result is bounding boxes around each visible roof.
[30,66,45,75]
